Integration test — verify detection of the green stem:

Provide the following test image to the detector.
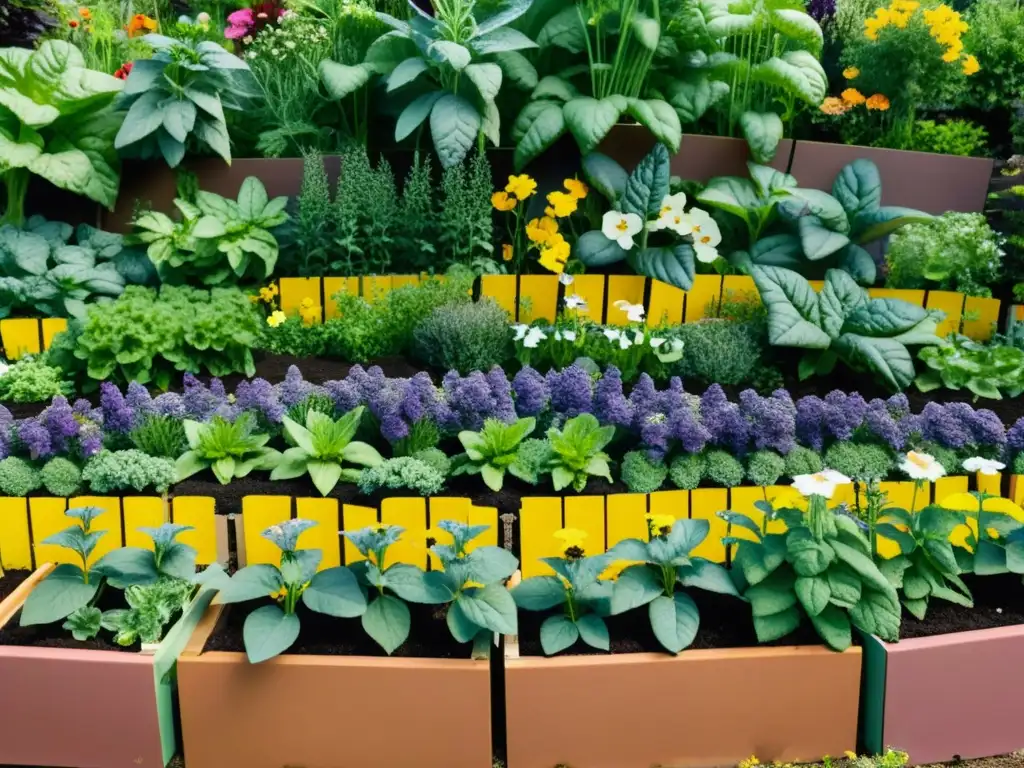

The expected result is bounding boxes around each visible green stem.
[2,169,30,228]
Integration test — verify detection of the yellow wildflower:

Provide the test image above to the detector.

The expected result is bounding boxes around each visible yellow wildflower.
[942,42,963,63]
[645,512,675,535]
[546,190,579,218]
[126,12,157,36]
[962,54,980,75]
[845,751,859,760]
[502,243,514,262]
[538,235,570,273]
[526,216,559,246]
[739,756,761,768]
[564,178,589,199]
[864,8,890,39]
[890,0,919,10]
[258,286,275,302]
[820,97,850,115]
[300,297,314,308]
[890,10,911,27]
[841,88,866,105]
[299,301,321,326]
[986,527,1001,540]
[267,310,287,327]
[249,294,261,304]
[491,191,517,212]
[866,93,890,111]
[505,174,537,201]
[554,528,588,552]
[842,67,860,79]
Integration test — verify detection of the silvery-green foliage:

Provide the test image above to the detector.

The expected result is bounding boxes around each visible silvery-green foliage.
[92,522,197,589]
[175,413,282,486]
[100,577,196,646]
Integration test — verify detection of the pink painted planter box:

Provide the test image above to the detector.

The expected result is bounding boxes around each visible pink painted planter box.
[861,626,1024,764]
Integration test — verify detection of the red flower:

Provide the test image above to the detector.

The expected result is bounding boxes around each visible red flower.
[114,61,134,80]
[68,19,79,27]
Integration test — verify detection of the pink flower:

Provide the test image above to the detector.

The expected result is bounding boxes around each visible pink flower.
[224,8,254,39]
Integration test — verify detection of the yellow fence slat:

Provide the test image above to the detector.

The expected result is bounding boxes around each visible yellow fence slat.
[468,505,499,551]
[427,497,471,569]
[242,496,292,567]
[172,497,218,565]
[829,481,855,510]
[519,275,559,322]
[296,498,341,570]
[867,288,926,307]
[563,496,605,554]
[122,497,165,550]
[648,489,689,524]
[381,497,427,569]
[41,318,68,350]
[69,496,122,560]
[29,497,70,565]
[690,488,728,562]
[606,276,646,326]
[391,275,420,291]
[1,319,41,360]
[1012,476,1024,508]
[721,275,758,307]
[926,291,965,338]
[279,277,321,317]
[961,296,1000,341]
[605,494,647,549]
[480,274,518,320]
[570,275,605,324]
[519,497,563,577]
[0,498,32,570]
[362,276,393,303]
[935,475,968,504]
[684,274,722,322]
[647,280,684,327]
[976,471,1002,497]
[726,486,767,547]
[340,504,377,564]
[323,277,359,320]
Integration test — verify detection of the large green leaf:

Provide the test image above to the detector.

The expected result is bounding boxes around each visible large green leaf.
[319,61,374,100]
[832,159,881,221]
[511,100,566,170]
[475,0,534,36]
[706,12,758,37]
[395,91,442,142]
[649,592,699,653]
[799,217,850,260]
[563,97,622,155]
[493,51,538,90]
[833,333,916,390]
[469,27,538,55]
[582,152,628,201]
[617,142,670,218]
[697,176,760,224]
[457,583,518,634]
[464,63,503,103]
[213,564,283,605]
[854,206,932,243]
[769,9,823,52]
[536,5,587,52]
[19,564,98,626]
[575,231,627,266]
[849,587,901,641]
[749,234,803,269]
[750,266,831,348]
[843,298,931,337]
[629,244,695,290]
[795,574,831,616]
[609,565,663,614]
[838,244,877,285]
[36,109,121,208]
[512,576,566,610]
[785,189,850,233]
[386,57,429,92]
[753,605,802,642]
[740,111,783,164]
[576,613,609,650]
[626,99,682,152]
[428,41,471,71]
[302,566,367,617]
[429,94,481,168]
[666,75,719,124]
[809,603,852,650]
[751,50,827,104]
[540,614,579,654]
[243,604,300,663]
[362,594,411,654]
[818,268,866,338]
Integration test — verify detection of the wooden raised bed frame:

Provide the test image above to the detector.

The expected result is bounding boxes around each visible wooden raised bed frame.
[177,602,493,768]
[0,563,216,768]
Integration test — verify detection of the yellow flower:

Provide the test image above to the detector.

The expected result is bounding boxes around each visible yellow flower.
[962,54,980,75]
[491,191,517,212]
[300,297,315,308]
[258,286,275,302]
[864,8,890,39]
[546,190,579,218]
[866,93,890,111]
[890,0,919,11]
[820,97,850,115]
[845,751,859,760]
[942,42,963,63]
[502,243,514,262]
[505,174,537,201]
[986,527,1001,540]
[249,294,261,304]
[538,236,570,274]
[299,302,321,326]
[841,88,866,106]
[645,512,675,535]
[269,283,279,296]
[564,178,589,199]
[554,528,588,551]
[739,756,761,768]
[267,310,287,327]
[890,10,911,28]
[270,585,288,599]
[526,216,559,246]
[843,67,860,79]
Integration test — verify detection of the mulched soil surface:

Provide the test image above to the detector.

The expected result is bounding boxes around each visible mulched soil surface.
[898,573,1024,640]
[203,599,471,659]
[0,570,32,604]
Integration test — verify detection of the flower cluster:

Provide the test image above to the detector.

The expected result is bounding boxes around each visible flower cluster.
[226,1,287,44]
[602,192,721,263]
[14,396,102,461]
[125,12,157,37]
[245,10,331,63]
[862,1,977,73]
[821,69,889,116]
[495,175,588,275]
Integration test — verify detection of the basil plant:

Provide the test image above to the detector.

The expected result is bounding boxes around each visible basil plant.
[214,519,367,663]
[608,516,742,653]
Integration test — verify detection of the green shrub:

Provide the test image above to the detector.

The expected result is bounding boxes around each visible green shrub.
[82,450,176,493]
[0,457,41,496]
[357,457,445,496]
[412,299,511,374]
[784,446,823,477]
[284,394,337,429]
[1014,452,1024,475]
[886,213,1003,298]
[621,451,668,494]
[256,316,329,358]
[669,453,705,490]
[412,448,451,478]
[823,443,894,482]
[513,438,552,485]
[40,457,82,497]
[130,414,187,459]
[746,450,786,487]
[675,319,766,386]
[0,357,70,402]
[703,450,745,487]
[910,119,989,158]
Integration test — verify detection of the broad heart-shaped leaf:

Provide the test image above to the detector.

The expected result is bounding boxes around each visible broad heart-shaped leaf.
[749,163,797,197]
[706,12,757,37]
[576,613,610,650]
[751,50,827,105]
[784,188,851,233]
[832,159,882,222]
[386,565,453,604]
[849,587,901,642]
[468,27,538,55]
[387,57,429,92]
[427,40,471,71]
[511,100,566,171]
[243,604,300,663]
[751,266,831,348]
[395,91,442,142]
[576,230,628,266]
[629,244,695,290]
[213,564,283,605]
[769,9,824,52]
[540,614,579,654]
[610,565,664,614]
[363,594,411,654]
[302,566,367,617]
[512,576,566,610]
[33,109,122,209]
[665,74,719,124]
[853,206,932,244]
[649,592,699,653]
[458,583,518,634]
[493,51,538,90]
[446,599,478,643]
[467,546,519,584]
[837,243,877,285]
[464,62,503,103]
[842,298,932,338]
[809,603,852,650]
[92,546,159,589]
[749,234,803,270]
[430,94,481,169]
[582,152,628,202]
[739,111,783,164]
[799,216,850,261]
[618,142,671,218]
[563,97,622,155]
[795,574,831,616]
[474,0,533,36]
[319,60,374,100]
[532,75,578,102]
[20,564,98,626]
[625,99,682,152]
[818,268,867,338]
[536,5,587,52]
[753,605,802,642]
[696,176,760,224]
[677,558,741,596]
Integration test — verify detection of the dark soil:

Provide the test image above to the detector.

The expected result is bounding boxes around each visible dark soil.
[0,581,172,653]
[203,598,472,659]
[899,573,1024,640]
[0,569,33,603]
[517,584,821,657]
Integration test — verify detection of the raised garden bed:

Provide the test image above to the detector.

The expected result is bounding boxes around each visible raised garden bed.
[177,601,493,768]
[0,564,216,768]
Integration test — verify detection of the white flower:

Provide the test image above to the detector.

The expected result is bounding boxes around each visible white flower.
[963,457,1005,475]
[694,244,720,263]
[900,451,946,482]
[613,300,645,322]
[602,329,621,343]
[602,210,643,250]
[651,193,690,234]
[196,11,211,23]
[616,333,632,350]
[512,324,529,341]
[558,273,574,286]
[554,330,576,342]
[0,360,8,378]
[564,294,588,312]
[243,35,253,44]
[633,331,644,345]
[650,337,666,348]
[523,327,547,348]
[792,469,852,500]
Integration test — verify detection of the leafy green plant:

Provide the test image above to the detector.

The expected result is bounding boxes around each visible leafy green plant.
[175,414,281,485]
[82,449,177,494]
[608,516,741,653]
[40,457,81,497]
[0,40,123,226]
[953,492,1024,579]
[215,519,367,662]
[132,177,289,286]
[114,35,259,167]
[916,336,1024,400]
[412,299,512,374]
[438,151,494,268]
[746,450,785,486]
[546,413,615,492]
[100,577,196,646]
[675,318,767,387]
[0,356,70,402]
[621,451,668,494]
[269,407,384,495]
[0,456,41,497]
[751,265,941,391]
[909,119,988,158]
[347,0,537,168]
[452,417,536,491]
[357,456,447,496]
[130,414,188,459]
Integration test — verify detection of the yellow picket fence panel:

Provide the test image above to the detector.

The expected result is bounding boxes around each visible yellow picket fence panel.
[647,280,684,326]
[962,295,1000,341]
[867,288,926,307]
[0,318,42,361]
[606,276,646,326]
[519,275,559,322]
[683,274,722,322]
[480,274,517,319]
[570,274,606,323]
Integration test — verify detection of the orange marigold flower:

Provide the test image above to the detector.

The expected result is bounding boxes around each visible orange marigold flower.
[78,7,91,18]
[841,88,866,106]
[866,93,891,111]
[843,67,860,79]
[491,191,517,212]
[820,97,850,115]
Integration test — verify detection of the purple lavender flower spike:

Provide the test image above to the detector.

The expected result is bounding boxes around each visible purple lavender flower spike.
[235,378,285,425]
[701,384,748,455]
[152,393,186,419]
[920,402,970,449]
[512,367,549,417]
[486,367,517,423]
[18,419,52,460]
[739,389,795,454]
[324,379,363,414]
[547,365,593,418]
[594,366,633,428]
[44,396,80,454]
[1008,417,1024,452]
[100,382,134,433]
[79,422,103,458]
[864,399,903,451]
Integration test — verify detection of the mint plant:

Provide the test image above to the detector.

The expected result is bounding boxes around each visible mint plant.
[215,519,367,663]
[451,417,536,491]
[175,414,281,485]
[546,414,615,492]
